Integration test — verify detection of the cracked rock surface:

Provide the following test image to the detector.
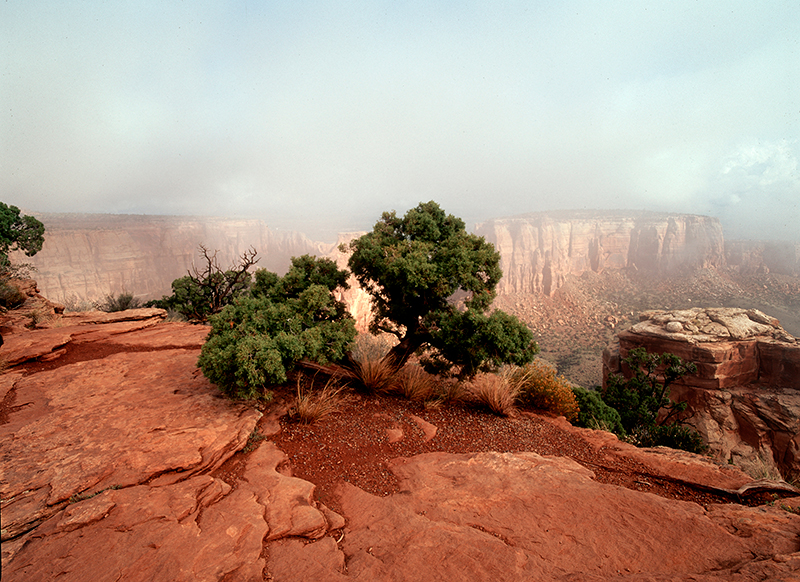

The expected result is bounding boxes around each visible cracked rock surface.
[2,311,799,581]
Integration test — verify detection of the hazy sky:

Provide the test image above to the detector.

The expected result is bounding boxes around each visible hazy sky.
[2,1,799,242]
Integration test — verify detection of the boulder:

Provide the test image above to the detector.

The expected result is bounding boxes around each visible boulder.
[603,307,800,480]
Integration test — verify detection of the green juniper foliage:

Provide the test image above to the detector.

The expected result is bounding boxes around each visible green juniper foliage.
[197,255,356,399]
[0,203,45,310]
[602,347,706,453]
[0,202,45,262]
[571,385,625,435]
[346,201,537,377]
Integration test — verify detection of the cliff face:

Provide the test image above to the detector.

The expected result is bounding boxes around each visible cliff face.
[475,211,726,296]
[725,240,800,276]
[19,214,325,302]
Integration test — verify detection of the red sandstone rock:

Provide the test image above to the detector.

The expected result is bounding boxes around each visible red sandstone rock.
[268,451,800,581]
[603,307,800,480]
[2,442,342,582]
[3,308,799,581]
[0,340,260,541]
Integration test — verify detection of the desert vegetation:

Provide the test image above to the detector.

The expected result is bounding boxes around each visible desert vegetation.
[166,201,710,454]
[345,201,538,376]
[149,245,259,321]
[197,255,356,400]
[95,291,141,312]
[602,347,705,453]
[0,203,45,310]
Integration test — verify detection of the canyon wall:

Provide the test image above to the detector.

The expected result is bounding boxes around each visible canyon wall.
[17,214,326,302]
[475,210,726,296]
[19,210,793,306]
[725,240,800,276]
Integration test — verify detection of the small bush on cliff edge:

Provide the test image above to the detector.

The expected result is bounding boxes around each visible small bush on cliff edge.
[571,385,625,435]
[602,347,705,454]
[96,291,141,312]
[150,245,259,321]
[197,255,356,400]
[510,360,579,422]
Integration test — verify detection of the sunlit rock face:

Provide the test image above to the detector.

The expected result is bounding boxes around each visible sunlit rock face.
[475,211,726,296]
[326,232,372,333]
[18,214,324,302]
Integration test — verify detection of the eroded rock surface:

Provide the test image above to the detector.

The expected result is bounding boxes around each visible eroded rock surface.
[3,443,343,582]
[604,307,800,480]
[2,306,799,581]
[0,342,259,541]
[269,451,800,581]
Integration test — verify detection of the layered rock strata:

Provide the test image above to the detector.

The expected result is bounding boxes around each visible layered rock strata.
[603,307,800,480]
[16,213,324,302]
[475,210,725,296]
[726,240,800,276]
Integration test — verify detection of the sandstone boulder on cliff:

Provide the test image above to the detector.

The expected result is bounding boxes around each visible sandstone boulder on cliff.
[604,306,800,481]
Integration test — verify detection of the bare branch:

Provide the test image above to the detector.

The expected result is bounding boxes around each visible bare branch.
[185,244,260,318]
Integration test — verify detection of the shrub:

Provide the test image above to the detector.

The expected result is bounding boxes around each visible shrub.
[0,203,45,259]
[197,256,356,400]
[152,245,259,321]
[96,292,141,312]
[571,385,625,435]
[466,372,519,416]
[603,347,697,433]
[61,294,95,312]
[631,423,707,454]
[0,280,26,309]
[510,360,579,421]
[26,308,52,328]
[347,201,537,377]
[602,347,705,454]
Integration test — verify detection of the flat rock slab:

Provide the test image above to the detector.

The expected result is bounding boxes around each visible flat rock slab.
[269,451,800,581]
[0,344,261,541]
[551,416,756,492]
[0,308,178,366]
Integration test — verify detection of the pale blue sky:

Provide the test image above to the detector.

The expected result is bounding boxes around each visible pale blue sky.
[2,1,798,241]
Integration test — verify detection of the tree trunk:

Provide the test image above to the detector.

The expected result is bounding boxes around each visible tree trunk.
[381,334,424,373]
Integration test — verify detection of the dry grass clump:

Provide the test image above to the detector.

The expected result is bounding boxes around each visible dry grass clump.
[737,452,784,482]
[392,364,438,401]
[509,360,579,421]
[465,372,520,416]
[61,294,96,313]
[349,333,397,392]
[292,375,351,424]
[425,377,469,409]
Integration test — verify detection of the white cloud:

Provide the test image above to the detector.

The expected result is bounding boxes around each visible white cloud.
[2,1,799,241]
